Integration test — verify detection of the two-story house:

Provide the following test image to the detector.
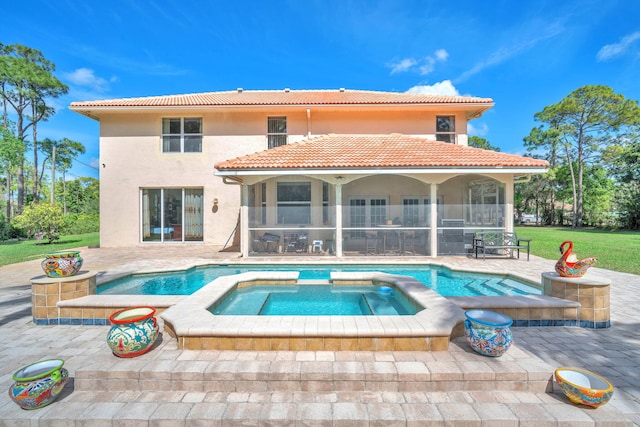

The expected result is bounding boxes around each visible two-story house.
[70,89,548,257]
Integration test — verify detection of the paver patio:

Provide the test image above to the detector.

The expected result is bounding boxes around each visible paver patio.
[0,245,638,425]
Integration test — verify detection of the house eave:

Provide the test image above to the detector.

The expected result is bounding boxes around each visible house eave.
[69,102,494,119]
[214,166,548,177]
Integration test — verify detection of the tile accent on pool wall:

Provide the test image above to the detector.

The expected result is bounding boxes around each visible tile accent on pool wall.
[161,271,467,351]
[47,270,610,334]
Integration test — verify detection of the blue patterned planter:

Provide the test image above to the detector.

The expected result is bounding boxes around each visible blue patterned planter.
[464,309,513,357]
[107,306,159,358]
[8,359,69,409]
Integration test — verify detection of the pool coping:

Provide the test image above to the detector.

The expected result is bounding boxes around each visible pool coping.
[94,259,544,291]
[160,272,468,351]
[56,266,580,333]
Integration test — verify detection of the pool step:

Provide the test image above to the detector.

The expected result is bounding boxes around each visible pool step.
[74,338,552,395]
[4,336,630,426]
[1,389,630,426]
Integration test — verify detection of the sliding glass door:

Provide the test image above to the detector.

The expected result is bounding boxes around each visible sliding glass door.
[141,188,203,242]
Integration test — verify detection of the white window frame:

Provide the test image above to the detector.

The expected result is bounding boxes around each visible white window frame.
[267,116,287,149]
[348,196,389,228]
[162,117,203,153]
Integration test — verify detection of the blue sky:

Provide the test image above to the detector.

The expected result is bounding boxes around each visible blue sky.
[2,0,640,180]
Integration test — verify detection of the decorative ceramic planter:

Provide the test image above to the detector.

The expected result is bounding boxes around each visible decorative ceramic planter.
[8,359,69,410]
[41,250,83,277]
[555,240,597,278]
[107,306,159,358]
[464,309,513,357]
[555,367,614,408]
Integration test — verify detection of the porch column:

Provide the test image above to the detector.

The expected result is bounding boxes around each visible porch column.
[335,183,343,257]
[505,178,514,232]
[430,183,438,257]
[240,184,249,258]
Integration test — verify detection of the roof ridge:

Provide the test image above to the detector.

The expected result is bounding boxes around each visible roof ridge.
[70,88,494,108]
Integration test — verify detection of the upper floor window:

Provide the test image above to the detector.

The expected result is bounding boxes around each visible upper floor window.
[436,116,455,144]
[267,116,287,149]
[162,118,202,153]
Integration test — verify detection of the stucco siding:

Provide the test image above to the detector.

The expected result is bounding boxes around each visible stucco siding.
[96,108,472,247]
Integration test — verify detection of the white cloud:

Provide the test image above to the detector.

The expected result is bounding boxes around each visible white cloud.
[406,80,459,96]
[597,31,640,61]
[434,49,449,61]
[62,68,112,92]
[455,22,564,82]
[387,49,449,75]
[388,58,418,74]
[418,57,436,75]
[468,122,489,137]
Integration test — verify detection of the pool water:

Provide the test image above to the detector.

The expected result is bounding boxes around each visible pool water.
[98,264,541,297]
[208,285,418,316]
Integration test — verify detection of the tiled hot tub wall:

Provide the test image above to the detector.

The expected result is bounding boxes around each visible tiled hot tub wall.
[541,272,611,329]
[31,271,98,325]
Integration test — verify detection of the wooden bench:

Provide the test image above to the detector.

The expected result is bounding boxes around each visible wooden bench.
[473,231,531,260]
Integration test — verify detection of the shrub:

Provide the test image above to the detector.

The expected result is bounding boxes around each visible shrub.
[13,203,65,244]
[63,213,99,234]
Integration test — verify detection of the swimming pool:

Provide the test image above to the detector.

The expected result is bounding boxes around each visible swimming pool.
[208,284,419,316]
[98,264,541,297]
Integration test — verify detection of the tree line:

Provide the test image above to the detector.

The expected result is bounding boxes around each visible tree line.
[1,43,98,241]
[2,42,640,243]
[513,86,639,229]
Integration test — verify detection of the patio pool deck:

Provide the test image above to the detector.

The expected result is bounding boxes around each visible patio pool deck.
[0,245,638,425]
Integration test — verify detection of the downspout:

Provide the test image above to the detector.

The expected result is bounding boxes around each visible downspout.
[306,108,311,138]
[219,174,244,255]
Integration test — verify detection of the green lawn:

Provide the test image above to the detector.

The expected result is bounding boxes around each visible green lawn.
[0,232,100,267]
[515,226,640,275]
[1,228,639,275]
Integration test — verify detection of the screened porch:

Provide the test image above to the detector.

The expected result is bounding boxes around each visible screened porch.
[244,174,509,257]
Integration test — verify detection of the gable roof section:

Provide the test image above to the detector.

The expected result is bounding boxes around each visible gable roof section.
[214,134,549,173]
[69,89,494,118]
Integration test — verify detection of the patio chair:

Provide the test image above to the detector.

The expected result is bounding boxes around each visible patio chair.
[259,232,280,253]
[365,231,380,255]
[401,230,416,255]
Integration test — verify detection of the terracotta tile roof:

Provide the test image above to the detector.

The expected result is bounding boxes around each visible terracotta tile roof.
[214,134,549,171]
[70,89,493,108]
